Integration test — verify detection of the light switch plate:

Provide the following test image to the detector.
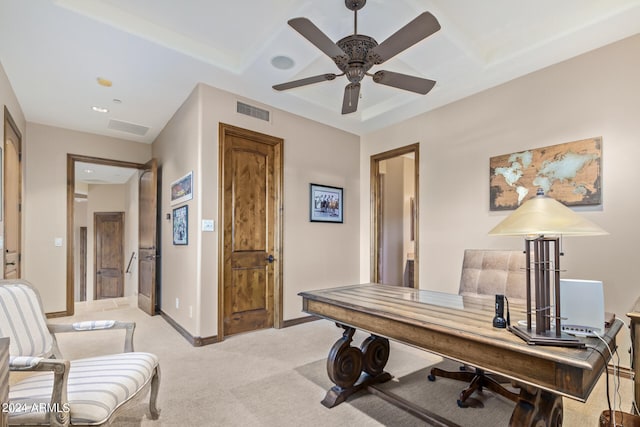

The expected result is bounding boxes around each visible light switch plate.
[54,237,63,247]
[202,219,215,232]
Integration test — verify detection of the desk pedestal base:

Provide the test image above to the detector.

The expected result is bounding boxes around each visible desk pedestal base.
[511,384,563,427]
[322,325,564,427]
[322,325,392,408]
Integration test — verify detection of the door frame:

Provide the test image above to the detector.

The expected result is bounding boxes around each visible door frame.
[3,106,22,280]
[370,143,420,286]
[65,154,148,316]
[79,226,87,301]
[217,123,284,341]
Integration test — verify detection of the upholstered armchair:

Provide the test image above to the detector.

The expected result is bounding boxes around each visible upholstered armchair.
[0,279,160,426]
[428,250,526,408]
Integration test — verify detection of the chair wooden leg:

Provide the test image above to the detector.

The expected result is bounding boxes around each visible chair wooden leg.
[481,375,519,402]
[148,365,161,420]
[428,366,477,382]
[458,373,483,407]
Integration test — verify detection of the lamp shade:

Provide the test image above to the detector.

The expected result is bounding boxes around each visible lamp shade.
[489,192,607,237]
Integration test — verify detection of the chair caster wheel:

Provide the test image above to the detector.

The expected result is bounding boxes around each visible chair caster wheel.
[457,399,468,408]
[427,374,436,381]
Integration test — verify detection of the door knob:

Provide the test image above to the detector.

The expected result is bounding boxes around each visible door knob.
[266,254,275,263]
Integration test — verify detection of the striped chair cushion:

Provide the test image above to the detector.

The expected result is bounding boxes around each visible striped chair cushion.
[8,352,158,425]
[0,284,53,357]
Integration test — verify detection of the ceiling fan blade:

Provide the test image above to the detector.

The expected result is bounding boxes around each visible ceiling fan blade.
[341,83,361,114]
[373,70,436,94]
[273,73,337,91]
[368,12,441,64]
[288,18,347,61]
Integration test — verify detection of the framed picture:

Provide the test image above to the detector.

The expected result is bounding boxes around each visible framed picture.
[310,183,343,223]
[170,171,193,206]
[490,137,602,210]
[172,205,188,245]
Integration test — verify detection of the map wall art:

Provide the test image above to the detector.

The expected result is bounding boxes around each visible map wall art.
[489,137,602,211]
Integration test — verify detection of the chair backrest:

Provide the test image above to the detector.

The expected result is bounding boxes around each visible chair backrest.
[458,249,527,303]
[0,280,54,358]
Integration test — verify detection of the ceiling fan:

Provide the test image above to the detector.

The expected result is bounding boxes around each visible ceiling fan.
[273,0,441,115]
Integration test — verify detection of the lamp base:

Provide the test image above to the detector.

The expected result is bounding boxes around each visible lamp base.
[510,324,585,348]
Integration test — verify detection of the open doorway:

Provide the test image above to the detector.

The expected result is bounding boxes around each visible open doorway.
[73,161,138,302]
[371,144,419,287]
[66,154,157,317]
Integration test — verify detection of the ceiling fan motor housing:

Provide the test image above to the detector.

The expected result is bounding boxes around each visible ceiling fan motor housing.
[335,35,377,83]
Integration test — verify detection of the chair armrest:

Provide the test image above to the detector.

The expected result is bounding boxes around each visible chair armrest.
[48,320,136,353]
[9,357,71,427]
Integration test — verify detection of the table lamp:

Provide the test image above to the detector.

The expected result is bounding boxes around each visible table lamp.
[489,189,607,347]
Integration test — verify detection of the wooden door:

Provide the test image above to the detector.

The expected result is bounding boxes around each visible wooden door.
[221,124,282,337]
[138,159,158,315]
[94,212,124,299]
[3,108,22,280]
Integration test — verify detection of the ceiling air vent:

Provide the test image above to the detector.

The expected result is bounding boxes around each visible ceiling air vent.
[108,119,150,136]
[237,101,270,122]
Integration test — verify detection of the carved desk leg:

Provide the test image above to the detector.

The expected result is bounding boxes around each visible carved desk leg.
[510,384,563,427]
[321,325,393,408]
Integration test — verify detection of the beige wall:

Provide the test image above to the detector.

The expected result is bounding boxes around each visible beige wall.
[24,123,151,312]
[0,61,26,279]
[380,156,405,285]
[153,84,361,338]
[152,87,201,335]
[360,34,640,362]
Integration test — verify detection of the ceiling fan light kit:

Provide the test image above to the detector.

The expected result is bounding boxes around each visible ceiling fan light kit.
[273,0,440,114]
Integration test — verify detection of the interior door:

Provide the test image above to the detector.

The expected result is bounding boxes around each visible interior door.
[3,108,22,280]
[94,212,124,299]
[221,125,282,337]
[138,159,158,315]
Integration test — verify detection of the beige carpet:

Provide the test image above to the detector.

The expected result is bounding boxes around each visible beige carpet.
[12,297,633,426]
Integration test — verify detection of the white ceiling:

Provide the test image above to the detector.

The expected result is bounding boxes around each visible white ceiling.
[75,161,138,186]
[1,0,640,144]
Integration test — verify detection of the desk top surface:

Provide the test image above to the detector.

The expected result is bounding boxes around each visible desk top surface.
[628,296,640,320]
[300,283,622,400]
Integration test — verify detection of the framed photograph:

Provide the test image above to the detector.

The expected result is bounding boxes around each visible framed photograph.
[310,183,343,223]
[172,205,188,245]
[170,171,193,206]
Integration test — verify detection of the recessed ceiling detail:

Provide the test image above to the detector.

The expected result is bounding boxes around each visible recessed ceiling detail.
[1,1,639,142]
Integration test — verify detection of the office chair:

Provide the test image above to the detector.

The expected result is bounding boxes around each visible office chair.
[427,250,525,408]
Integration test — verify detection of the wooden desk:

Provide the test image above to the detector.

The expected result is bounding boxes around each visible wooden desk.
[628,296,640,415]
[300,284,621,427]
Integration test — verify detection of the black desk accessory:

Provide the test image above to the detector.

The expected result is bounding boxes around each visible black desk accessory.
[493,294,507,328]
